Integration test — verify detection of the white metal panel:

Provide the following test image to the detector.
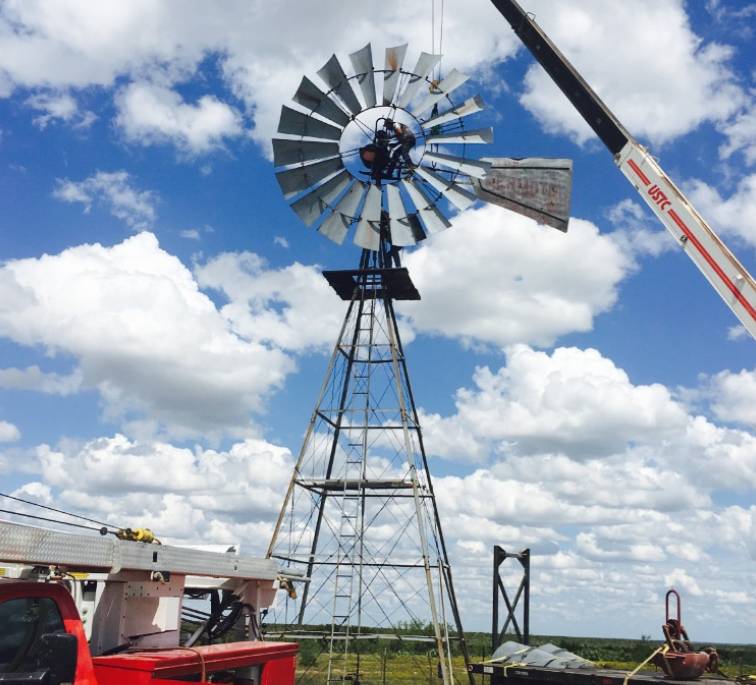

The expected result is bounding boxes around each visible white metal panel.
[402,179,452,235]
[276,157,343,198]
[318,54,362,115]
[290,170,351,226]
[292,76,350,127]
[386,184,415,246]
[278,105,343,140]
[422,95,485,128]
[272,138,340,167]
[396,52,443,109]
[425,127,493,145]
[414,166,477,210]
[411,69,470,117]
[383,44,408,105]
[353,184,382,250]
[319,181,366,244]
[618,141,756,337]
[349,43,377,108]
[423,151,491,179]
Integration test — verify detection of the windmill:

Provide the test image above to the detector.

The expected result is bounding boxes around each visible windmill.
[267,43,572,685]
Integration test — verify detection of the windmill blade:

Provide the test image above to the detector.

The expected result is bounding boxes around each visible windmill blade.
[319,181,367,244]
[317,54,362,115]
[349,43,377,108]
[473,157,574,232]
[288,170,351,226]
[423,151,492,179]
[401,178,453,235]
[353,184,382,250]
[421,95,485,128]
[425,127,494,145]
[273,139,340,167]
[292,77,350,127]
[386,184,422,246]
[278,105,342,141]
[383,44,408,105]
[414,165,477,211]
[396,52,442,109]
[412,69,470,117]
[276,157,344,198]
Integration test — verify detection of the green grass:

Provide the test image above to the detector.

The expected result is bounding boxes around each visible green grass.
[276,630,756,684]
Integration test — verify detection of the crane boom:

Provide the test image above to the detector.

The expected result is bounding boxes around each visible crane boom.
[490,0,756,338]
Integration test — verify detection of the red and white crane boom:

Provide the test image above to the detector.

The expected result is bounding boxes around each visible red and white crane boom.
[491,0,756,338]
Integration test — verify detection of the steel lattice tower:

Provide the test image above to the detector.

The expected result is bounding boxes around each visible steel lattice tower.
[267,245,471,685]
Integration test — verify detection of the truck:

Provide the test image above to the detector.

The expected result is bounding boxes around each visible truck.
[0,520,298,685]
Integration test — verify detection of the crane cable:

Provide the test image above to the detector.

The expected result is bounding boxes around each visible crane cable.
[431,0,445,80]
[0,491,114,530]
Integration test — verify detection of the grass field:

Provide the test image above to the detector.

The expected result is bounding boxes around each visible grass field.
[282,631,756,684]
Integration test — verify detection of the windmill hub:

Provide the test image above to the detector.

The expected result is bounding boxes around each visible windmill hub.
[339,106,426,185]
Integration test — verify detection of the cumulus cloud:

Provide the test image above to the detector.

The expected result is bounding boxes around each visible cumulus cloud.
[195,251,342,352]
[705,368,756,427]
[0,420,20,442]
[421,344,687,461]
[517,0,746,146]
[115,82,244,154]
[605,199,674,258]
[400,205,631,347]
[0,0,747,162]
[0,233,294,438]
[12,433,293,547]
[718,106,756,166]
[0,366,82,396]
[53,171,157,231]
[684,175,756,250]
[25,91,95,129]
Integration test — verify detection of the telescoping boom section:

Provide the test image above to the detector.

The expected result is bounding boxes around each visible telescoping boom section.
[490,0,756,338]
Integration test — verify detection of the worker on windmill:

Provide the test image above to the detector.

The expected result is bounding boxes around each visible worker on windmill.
[385,119,416,179]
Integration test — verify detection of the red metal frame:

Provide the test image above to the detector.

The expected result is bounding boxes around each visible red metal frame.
[93,642,298,685]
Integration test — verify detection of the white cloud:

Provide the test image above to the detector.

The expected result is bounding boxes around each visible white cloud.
[518,0,746,146]
[0,233,294,438]
[14,433,293,546]
[684,175,756,249]
[400,205,631,347]
[422,344,687,460]
[0,1,518,155]
[718,105,756,166]
[195,251,342,352]
[605,199,673,258]
[115,82,244,154]
[664,568,703,596]
[25,91,95,129]
[0,420,20,442]
[53,171,157,231]
[180,228,201,240]
[727,324,749,341]
[0,366,82,395]
[706,368,756,427]
[273,236,289,249]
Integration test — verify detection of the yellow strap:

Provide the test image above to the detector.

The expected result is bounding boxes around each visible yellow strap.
[623,644,669,685]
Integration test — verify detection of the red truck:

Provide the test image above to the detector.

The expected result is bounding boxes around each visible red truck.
[0,521,298,685]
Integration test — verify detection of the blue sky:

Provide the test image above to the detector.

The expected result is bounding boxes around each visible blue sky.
[0,0,754,644]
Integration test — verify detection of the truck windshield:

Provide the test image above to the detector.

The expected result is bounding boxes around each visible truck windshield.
[0,596,66,673]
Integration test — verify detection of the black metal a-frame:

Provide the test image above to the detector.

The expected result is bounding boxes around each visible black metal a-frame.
[492,546,530,651]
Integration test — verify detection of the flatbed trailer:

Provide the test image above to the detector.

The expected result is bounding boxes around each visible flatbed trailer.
[469,663,733,685]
